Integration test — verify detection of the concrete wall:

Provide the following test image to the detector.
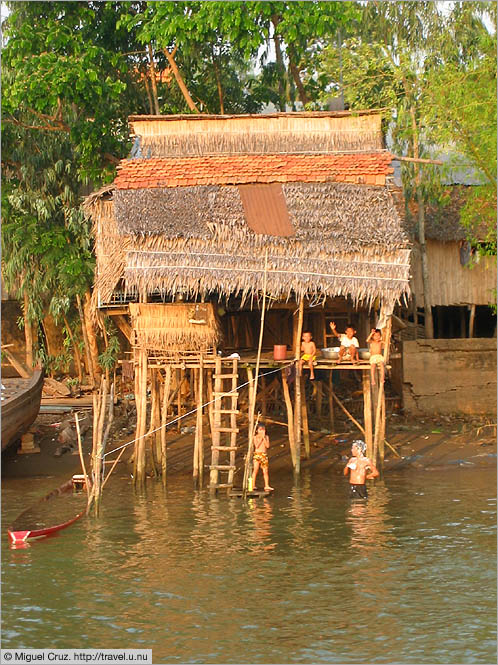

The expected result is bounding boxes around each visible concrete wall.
[402,339,497,415]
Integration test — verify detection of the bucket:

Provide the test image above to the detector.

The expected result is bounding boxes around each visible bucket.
[273,344,287,361]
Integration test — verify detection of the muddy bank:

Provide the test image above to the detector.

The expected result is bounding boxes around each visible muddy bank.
[2,399,495,485]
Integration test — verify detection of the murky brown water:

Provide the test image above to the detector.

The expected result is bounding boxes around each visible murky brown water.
[1,465,496,663]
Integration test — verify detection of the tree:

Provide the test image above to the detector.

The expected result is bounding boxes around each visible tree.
[319,1,497,335]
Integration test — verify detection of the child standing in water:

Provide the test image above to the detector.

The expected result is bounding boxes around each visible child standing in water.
[343,439,379,499]
[329,322,359,364]
[366,328,385,385]
[252,424,273,491]
[299,331,317,380]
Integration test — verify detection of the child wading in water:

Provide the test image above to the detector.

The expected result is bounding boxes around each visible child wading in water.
[366,328,385,385]
[329,322,359,364]
[299,331,317,380]
[252,424,273,491]
[343,439,379,499]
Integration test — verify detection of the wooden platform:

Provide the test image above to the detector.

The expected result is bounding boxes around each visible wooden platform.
[229,488,273,498]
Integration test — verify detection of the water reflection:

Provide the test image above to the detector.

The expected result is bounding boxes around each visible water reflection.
[247,498,276,554]
[1,468,496,664]
[346,482,391,552]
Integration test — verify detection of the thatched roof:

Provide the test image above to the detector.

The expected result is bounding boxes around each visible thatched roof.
[84,112,411,309]
[129,110,384,158]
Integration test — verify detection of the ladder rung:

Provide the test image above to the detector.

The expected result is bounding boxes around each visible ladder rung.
[210,483,233,488]
[213,391,239,397]
[216,409,240,414]
[213,427,239,433]
[211,446,239,451]
[213,373,238,379]
[209,465,236,470]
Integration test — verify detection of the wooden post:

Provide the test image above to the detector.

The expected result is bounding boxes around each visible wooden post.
[134,349,148,486]
[176,369,182,432]
[193,368,200,486]
[293,299,304,475]
[373,380,385,467]
[469,304,476,338]
[328,370,335,433]
[75,412,91,494]
[301,377,310,460]
[161,365,171,486]
[315,381,323,424]
[198,358,204,488]
[150,369,161,476]
[362,370,373,459]
[243,249,268,497]
[23,290,33,369]
[282,369,296,468]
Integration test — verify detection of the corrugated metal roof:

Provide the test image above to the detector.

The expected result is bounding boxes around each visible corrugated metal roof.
[238,184,295,237]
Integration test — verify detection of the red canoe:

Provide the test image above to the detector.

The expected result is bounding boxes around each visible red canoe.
[7,477,88,545]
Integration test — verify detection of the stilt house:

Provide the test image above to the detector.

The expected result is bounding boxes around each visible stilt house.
[84,111,411,487]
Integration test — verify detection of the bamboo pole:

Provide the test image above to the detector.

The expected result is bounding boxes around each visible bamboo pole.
[176,369,182,432]
[161,365,171,486]
[293,299,304,475]
[74,412,91,496]
[198,358,204,488]
[328,370,335,433]
[373,380,385,466]
[362,370,373,459]
[301,378,310,459]
[243,250,268,498]
[331,390,365,437]
[282,370,296,468]
[135,349,148,486]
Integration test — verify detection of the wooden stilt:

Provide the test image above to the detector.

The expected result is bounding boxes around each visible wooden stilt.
[328,370,335,433]
[150,370,161,476]
[282,369,296,468]
[135,349,148,486]
[301,378,310,459]
[293,299,304,475]
[362,370,373,459]
[469,304,476,339]
[373,380,385,466]
[193,367,200,485]
[198,358,204,488]
[176,369,182,432]
[161,365,171,486]
[315,381,323,423]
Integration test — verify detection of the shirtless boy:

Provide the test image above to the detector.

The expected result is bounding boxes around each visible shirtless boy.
[329,322,359,364]
[366,328,385,385]
[252,424,273,491]
[299,331,317,380]
[343,439,379,499]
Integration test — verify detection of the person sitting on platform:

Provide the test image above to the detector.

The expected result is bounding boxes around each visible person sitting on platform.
[343,439,379,499]
[329,322,359,364]
[299,331,317,380]
[252,424,273,491]
[366,328,385,386]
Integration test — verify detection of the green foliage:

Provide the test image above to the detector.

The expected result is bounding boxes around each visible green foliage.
[98,332,121,372]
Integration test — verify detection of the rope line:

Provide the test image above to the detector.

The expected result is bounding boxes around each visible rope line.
[102,361,295,459]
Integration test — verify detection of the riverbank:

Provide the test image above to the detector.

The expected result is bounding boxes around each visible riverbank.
[2,399,495,483]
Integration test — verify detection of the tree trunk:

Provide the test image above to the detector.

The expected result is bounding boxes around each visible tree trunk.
[63,314,83,384]
[84,290,102,382]
[271,17,287,112]
[76,294,95,388]
[23,290,34,369]
[144,74,154,115]
[163,47,200,113]
[212,50,225,114]
[147,43,161,114]
[287,45,309,106]
[410,105,434,338]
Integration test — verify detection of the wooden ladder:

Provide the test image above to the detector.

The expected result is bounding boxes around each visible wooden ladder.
[209,357,240,491]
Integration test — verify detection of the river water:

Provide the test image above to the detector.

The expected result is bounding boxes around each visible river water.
[2,465,496,664]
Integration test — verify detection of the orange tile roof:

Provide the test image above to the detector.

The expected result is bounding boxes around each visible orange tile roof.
[114,153,394,190]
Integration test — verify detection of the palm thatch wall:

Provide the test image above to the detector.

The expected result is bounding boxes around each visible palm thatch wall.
[84,181,410,309]
[129,302,220,351]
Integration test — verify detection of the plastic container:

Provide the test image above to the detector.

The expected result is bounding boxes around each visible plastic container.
[273,344,288,360]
